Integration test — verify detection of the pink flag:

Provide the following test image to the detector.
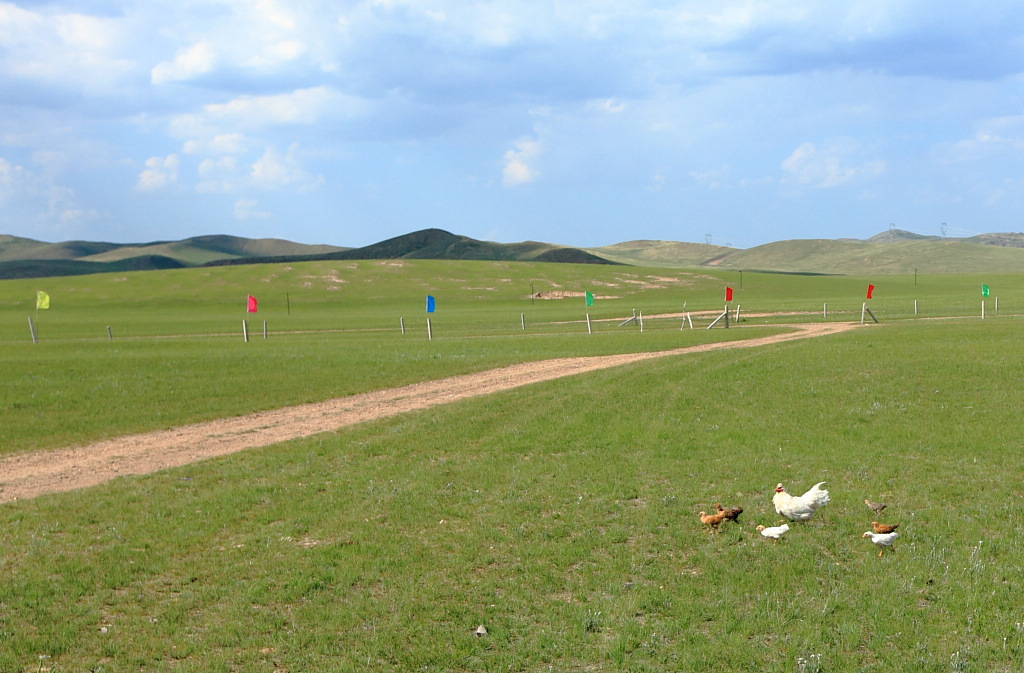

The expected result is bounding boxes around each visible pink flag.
[247,295,258,313]
[866,284,874,300]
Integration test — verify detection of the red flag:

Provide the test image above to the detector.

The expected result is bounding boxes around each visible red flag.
[247,295,258,313]
[725,287,733,302]
[866,284,874,299]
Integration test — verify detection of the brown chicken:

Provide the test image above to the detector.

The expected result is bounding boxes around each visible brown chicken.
[715,503,743,522]
[865,499,888,515]
[871,521,899,534]
[699,510,727,530]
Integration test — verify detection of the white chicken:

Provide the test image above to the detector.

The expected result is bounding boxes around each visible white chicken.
[862,531,898,557]
[772,482,830,521]
[756,523,789,540]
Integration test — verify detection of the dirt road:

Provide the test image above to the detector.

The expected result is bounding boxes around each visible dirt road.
[0,322,857,503]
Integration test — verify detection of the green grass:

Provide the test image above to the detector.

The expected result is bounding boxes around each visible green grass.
[4,259,1024,343]
[3,318,1024,671]
[3,261,1024,671]
[3,258,1023,455]
[0,326,780,455]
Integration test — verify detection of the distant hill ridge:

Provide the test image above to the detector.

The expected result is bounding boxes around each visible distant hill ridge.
[204,228,618,267]
[4,228,1024,279]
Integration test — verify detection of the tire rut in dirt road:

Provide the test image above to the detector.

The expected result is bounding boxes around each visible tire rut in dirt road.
[0,322,858,503]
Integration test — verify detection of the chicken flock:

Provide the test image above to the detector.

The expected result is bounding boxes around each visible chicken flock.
[698,482,900,557]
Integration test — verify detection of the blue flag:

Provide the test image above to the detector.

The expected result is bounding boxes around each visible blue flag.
[426,295,436,313]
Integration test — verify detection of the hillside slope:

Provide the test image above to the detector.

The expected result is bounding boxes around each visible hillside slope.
[586,230,1024,274]
[205,229,620,267]
[7,228,1024,279]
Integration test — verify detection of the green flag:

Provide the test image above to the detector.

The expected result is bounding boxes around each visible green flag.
[982,284,990,297]
[585,291,594,307]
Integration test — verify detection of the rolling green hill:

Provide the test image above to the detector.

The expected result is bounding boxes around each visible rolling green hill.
[79,235,347,265]
[7,227,1024,279]
[689,237,1024,274]
[205,228,619,267]
[583,240,733,267]
[0,229,615,279]
[0,234,347,276]
[587,230,1024,274]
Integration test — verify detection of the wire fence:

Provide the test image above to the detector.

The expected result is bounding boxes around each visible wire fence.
[9,296,1023,345]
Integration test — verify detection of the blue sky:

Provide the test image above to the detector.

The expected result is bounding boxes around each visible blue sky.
[2,1,1024,249]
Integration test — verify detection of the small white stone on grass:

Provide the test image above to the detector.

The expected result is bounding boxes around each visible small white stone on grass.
[474,624,487,637]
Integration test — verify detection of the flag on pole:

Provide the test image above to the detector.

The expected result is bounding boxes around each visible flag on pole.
[725,287,733,302]
[36,290,50,309]
[585,291,594,307]
[426,295,436,313]
[247,295,258,313]
[982,284,990,297]
[866,284,875,299]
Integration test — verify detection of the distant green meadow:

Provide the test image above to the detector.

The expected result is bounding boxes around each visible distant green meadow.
[3,260,1022,456]
[3,259,1022,341]
[2,261,1024,671]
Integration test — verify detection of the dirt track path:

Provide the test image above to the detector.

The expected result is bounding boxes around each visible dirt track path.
[0,322,858,504]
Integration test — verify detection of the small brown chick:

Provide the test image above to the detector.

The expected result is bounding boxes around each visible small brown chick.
[865,499,887,515]
[872,521,899,534]
[699,510,727,531]
[715,503,743,522]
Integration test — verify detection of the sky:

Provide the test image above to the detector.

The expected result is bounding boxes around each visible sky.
[3,1,1024,249]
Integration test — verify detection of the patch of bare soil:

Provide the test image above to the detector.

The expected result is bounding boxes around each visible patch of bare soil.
[0,322,858,504]
[532,291,619,300]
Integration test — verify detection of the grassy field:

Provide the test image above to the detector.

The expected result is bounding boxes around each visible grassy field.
[2,261,1024,671]
[3,259,1021,455]
[3,259,1023,341]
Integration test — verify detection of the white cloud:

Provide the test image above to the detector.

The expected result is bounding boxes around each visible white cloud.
[137,154,180,191]
[948,115,1024,159]
[0,155,98,231]
[251,0,297,31]
[781,141,885,188]
[0,4,131,93]
[0,157,29,197]
[587,98,626,114]
[151,41,217,85]
[250,144,322,190]
[250,39,307,67]
[183,133,247,155]
[690,167,729,189]
[198,156,237,177]
[501,138,540,187]
[202,86,366,127]
[234,198,271,220]
[196,156,239,193]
